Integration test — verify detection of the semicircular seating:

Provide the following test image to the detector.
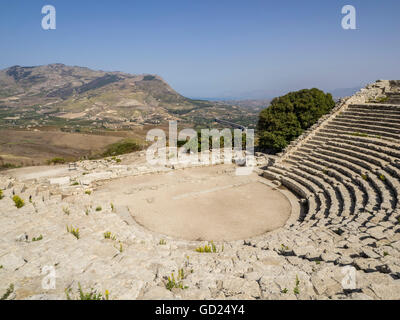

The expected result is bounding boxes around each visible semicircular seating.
[262,84,400,230]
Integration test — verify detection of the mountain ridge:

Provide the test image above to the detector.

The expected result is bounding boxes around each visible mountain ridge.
[0,64,258,130]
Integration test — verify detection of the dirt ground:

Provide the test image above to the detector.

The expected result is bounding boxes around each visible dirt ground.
[95,165,292,241]
[0,130,122,166]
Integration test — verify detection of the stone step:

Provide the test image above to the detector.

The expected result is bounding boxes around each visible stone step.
[343,110,400,121]
[310,146,393,211]
[273,165,328,219]
[262,169,317,220]
[329,120,400,135]
[334,116,400,130]
[314,135,400,161]
[322,126,399,142]
[289,166,342,218]
[301,150,378,212]
[293,162,351,216]
[349,103,400,113]
[301,156,365,213]
[319,143,398,210]
[317,131,400,156]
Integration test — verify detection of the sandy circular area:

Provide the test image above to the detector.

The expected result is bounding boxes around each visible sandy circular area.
[95,165,292,241]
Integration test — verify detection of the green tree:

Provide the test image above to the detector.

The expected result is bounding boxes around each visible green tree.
[257,88,334,152]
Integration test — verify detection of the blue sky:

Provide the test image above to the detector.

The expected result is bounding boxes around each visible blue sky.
[0,0,399,98]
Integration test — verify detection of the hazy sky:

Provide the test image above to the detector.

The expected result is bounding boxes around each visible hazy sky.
[0,0,399,98]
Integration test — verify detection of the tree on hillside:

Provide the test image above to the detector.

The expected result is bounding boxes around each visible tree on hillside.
[257,88,335,152]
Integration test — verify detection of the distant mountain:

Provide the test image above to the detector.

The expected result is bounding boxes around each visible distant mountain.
[0,64,256,130]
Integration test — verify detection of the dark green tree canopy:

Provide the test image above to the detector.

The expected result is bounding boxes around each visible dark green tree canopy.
[257,88,335,152]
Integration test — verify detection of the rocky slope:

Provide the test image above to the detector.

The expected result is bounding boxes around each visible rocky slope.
[0,64,257,130]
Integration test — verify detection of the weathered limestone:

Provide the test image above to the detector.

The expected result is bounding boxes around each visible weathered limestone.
[1,81,400,300]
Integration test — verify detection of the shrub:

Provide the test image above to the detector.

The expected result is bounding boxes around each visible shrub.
[102,139,142,157]
[32,235,43,242]
[95,206,102,212]
[376,96,388,103]
[13,195,24,208]
[85,190,92,195]
[257,88,335,152]
[0,163,20,170]
[47,158,66,165]
[379,174,386,181]
[0,190,3,200]
[159,239,167,245]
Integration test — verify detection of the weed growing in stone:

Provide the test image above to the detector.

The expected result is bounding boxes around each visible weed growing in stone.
[63,207,70,215]
[32,235,43,242]
[196,241,216,253]
[293,275,300,295]
[165,270,188,291]
[96,206,102,212]
[279,244,290,254]
[351,132,368,137]
[0,190,3,200]
[104,231,116,240]
[13,195,24,208]
[67,225,80,239]
[0,284,14,300]
[65,283,109,300]
[159,239,167,245]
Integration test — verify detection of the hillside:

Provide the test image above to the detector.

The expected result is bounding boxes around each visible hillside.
[0,64,257,131]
